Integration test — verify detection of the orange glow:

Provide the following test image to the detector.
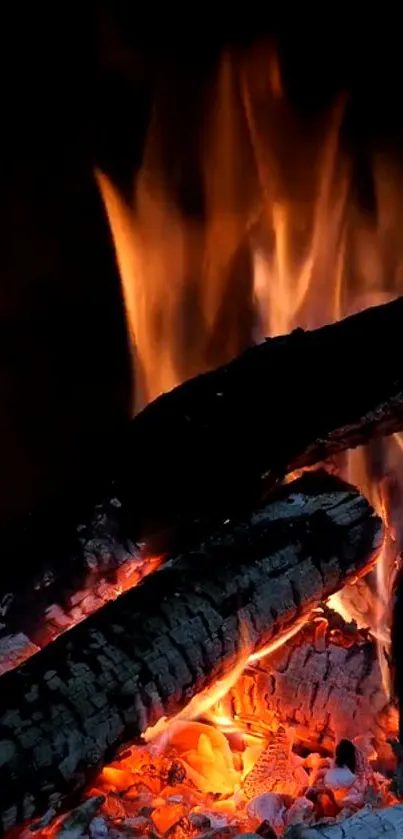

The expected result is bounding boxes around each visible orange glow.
[144,624,254,745]
[0,553,163,676]
[91,42,403,831]
[77,611,398,838]
[99,41,403,410]
[97,47,403,696]
[24,39,403,839]
[246,614,312,663]
[27,611,399,839]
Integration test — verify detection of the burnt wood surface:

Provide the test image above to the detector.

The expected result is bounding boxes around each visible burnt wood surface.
[287,804,403,838]
[127,295,403,529]
[0,471,381,833]
[219,609,393,759]
[0,497,162,675]
[1,296,403,655]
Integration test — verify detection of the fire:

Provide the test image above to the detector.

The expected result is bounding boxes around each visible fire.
[0,552,163,675]
[25,609,399,838]
[98,37,403,682]
[26,38,403,839]
[144,616,313,749]
[60,611,396,839]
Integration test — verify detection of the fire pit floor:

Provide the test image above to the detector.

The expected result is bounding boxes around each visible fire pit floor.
[23,608,400,839]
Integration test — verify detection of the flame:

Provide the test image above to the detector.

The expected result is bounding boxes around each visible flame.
[246,613,312,664]
[28,612,399,839]
[144,622,254,746]
[80,608,398,839]
[97,39,403,694]
[9,42,403,839]
[86,41,403,834]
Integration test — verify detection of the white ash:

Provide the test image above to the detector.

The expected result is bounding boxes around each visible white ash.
[89,817,108,838]
[323,766,356,790]
[0,632,39,675]
[51,796,105,839]
[285,798,314,828]
[28,807,58,832]
[247,793,287,834]
[283,803,403,837]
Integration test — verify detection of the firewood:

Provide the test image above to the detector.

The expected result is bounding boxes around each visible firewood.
[0,471,381,833]
[2,296,403,661]
[219,609,394,757]
[392,566,403,748]
[123,295,403,529]
[284,803,403,837]
[0,493,162,675]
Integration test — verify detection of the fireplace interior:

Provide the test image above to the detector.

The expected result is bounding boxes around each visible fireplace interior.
[3,11,403,839]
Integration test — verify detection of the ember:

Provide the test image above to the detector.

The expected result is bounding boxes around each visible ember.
[6,34,403,839]
[15,607,399,839]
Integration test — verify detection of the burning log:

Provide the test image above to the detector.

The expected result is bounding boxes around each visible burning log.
[1,296,403,661]
[2,297,403,645]
[0,471,381,833]
[0,495,162,675]
[219,609,395,759]
[124,295,403,529]
[285,803,403,837]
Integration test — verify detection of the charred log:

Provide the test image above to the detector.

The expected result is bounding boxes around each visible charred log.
[1,296,403,664]
[286,803,403,837]
[125,295,403,531]
[0,494,162,675]
[0,471,381,833]
[219,609,395,760]
[2,296,403,657]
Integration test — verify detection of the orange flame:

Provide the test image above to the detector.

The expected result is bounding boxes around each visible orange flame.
[98,40,403,691]
[11,43,403,839]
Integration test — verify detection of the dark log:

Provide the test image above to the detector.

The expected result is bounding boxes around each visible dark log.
[218,608,395,760]
[0,471,381,833]
[0,496,162,675]
[2,296,403,662]
[126,295,403,529]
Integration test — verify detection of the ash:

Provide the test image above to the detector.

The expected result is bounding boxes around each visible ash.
[23,610,402,839]
[26,721,398,839]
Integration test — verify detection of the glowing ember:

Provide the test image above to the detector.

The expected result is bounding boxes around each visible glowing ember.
[97,40,403,688]
[0,551,163,675]
[23,610,399,839]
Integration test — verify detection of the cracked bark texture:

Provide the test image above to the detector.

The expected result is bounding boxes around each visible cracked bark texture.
[286,803,403,837]
[0,494,162,675]
[222,611,394,757]
[0,471,381,833]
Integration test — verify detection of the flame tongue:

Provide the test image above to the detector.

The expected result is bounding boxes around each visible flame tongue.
[75,38,403,839]
[25,613,399,838]
[99,39,403,693]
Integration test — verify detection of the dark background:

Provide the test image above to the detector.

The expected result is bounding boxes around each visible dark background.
[1,5,403,528]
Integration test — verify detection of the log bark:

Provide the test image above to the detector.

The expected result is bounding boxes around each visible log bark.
[0,495,162,674]
[285,804,403,838]
[2,296,403,654]
[220,607,397,759]
[218,609,395,760]
[123,295,403,531]
[0,471,381,833]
